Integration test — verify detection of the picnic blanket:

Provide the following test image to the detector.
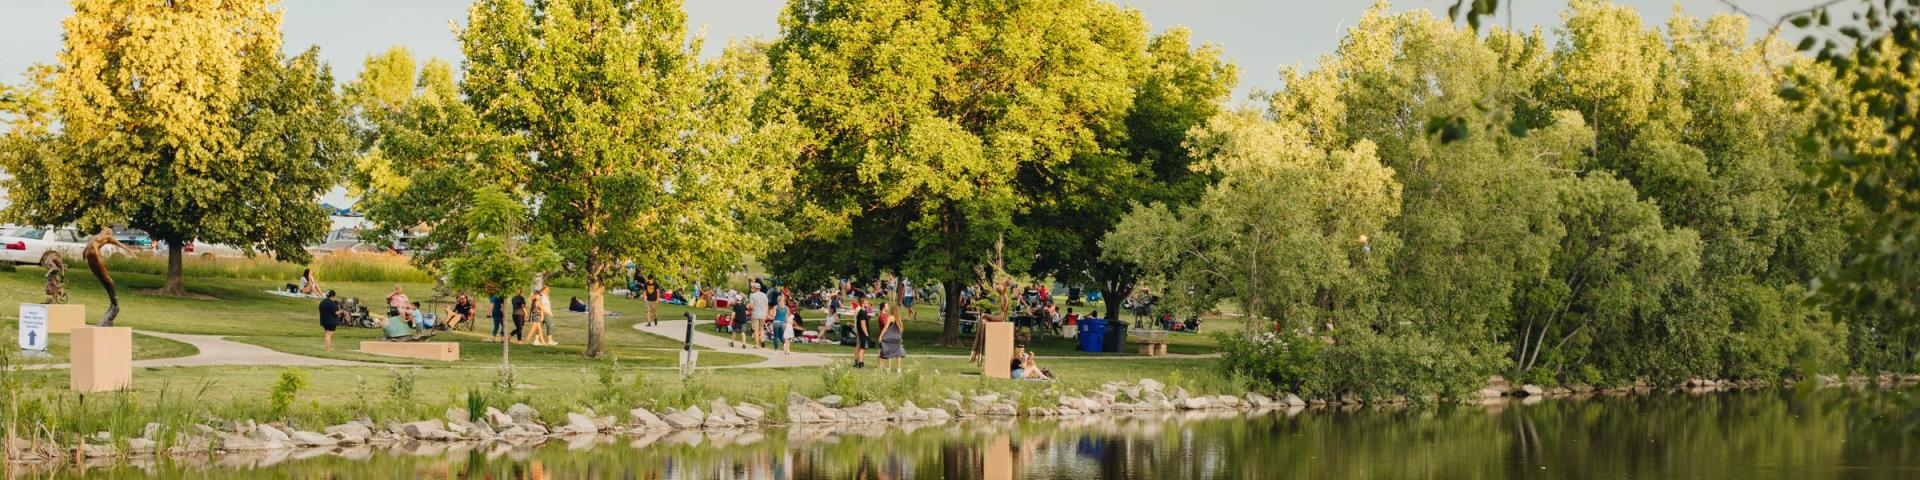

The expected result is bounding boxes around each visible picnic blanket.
[264,290,318,299]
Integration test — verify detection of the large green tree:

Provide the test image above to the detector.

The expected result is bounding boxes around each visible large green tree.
[460,0,794,357]
[1022,27,1239,322]
[764,0,1144,345]
[1,0,351,295]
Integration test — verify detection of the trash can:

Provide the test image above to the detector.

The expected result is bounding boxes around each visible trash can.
[1103,322,1128,353]
[1077,318,1107,352]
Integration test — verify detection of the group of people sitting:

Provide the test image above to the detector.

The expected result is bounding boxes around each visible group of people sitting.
[373,285,561,346]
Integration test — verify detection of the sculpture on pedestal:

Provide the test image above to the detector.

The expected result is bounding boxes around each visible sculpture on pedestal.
[42,251,68,304]
[83,228,127,327]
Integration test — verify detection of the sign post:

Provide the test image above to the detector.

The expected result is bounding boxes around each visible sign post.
[18,304,50,357]
[679,312,698,377]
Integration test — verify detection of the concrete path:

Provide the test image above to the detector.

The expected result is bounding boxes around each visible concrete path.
[22,330,379,370]
[632,318,832,369]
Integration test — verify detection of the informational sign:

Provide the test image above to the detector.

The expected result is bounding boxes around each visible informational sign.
[19,304,49,351]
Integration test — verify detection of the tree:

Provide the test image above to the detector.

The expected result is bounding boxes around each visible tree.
[1023,27,1239,322]
[1,0,351,295]
[1780,1,1920,336]
[461,0,794,357]
[764,0,1144,345]
[1105,110,1401,336]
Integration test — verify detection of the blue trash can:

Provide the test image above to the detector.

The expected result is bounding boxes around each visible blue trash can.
[1078,318,1107,352]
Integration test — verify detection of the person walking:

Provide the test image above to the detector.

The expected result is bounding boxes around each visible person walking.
[772,301,791,354]
[901,281,915,321]
[878,302,906,372]
[749,285,770,349]
[643,275,661,327]
[489,294,506,341]
[730,292,750,348]
[533,285,556,346]
[853,299,873,368]
[318,290,341,352]
[510,293,528,343]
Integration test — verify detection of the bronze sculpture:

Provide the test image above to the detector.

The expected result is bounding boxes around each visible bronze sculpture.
[42,251,68,304]
[83,228,127,327]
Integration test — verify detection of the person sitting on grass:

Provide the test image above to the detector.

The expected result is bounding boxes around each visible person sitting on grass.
[1010,347,1052,381]
[569,296,589,313]
[412,301,435,330]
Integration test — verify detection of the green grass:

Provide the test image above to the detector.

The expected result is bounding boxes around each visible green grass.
[103,251,433,283]
[0,327,199,363]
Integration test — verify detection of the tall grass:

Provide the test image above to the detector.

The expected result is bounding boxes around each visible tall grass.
[105,252,432,283]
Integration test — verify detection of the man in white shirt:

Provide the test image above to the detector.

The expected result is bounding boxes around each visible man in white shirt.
[748,285,770,349]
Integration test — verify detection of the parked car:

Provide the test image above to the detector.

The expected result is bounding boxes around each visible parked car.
[1,227,88,265]
[112,229,154,248]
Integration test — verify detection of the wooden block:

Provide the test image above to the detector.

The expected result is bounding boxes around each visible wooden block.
[44,304,86,334]
[70,326,132,392]
[981,322,1015,379]
[359,341,460,361]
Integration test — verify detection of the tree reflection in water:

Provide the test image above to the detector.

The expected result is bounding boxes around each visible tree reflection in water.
[30,386,1920,479]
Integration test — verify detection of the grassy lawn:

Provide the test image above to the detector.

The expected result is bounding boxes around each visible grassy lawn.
[0,266,760,365]
[0,326,199,363]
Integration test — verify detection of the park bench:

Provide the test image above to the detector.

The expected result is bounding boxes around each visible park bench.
[1136,330,1169,356]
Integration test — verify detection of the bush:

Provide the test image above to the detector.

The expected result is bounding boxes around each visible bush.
[1220,329,1501,402]
[269,368,310,416]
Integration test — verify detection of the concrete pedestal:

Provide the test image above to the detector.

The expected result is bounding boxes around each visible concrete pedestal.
[44,304,86,334]
[984,436,1014,480]
[360,341,460,361]
[70,326,133,392]
[981,322,1015,379]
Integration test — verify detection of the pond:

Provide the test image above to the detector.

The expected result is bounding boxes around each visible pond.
[32,385,1920,479]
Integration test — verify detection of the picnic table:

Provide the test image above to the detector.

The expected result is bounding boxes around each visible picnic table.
[1135,329,1169,356]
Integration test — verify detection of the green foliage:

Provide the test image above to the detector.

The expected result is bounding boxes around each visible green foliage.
[104,252,432,283]
[1783,0,1920,337]
[269,368,311,416]
[0,1,351,293]
[385,368,416,406]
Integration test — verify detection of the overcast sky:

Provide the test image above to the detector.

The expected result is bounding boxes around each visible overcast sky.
[0,0,1817,208]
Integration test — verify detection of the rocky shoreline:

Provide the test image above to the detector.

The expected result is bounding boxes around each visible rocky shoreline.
[7,373,1919,469]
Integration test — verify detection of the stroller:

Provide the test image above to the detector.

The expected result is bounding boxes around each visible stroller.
[338,297,379,328]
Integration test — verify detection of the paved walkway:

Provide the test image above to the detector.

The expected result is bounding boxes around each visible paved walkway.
[632,318,832,369]
[22,330,379,370]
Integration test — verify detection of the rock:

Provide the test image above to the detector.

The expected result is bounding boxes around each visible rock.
[324,423,372,442]
[684,406,707,423]
[565,412,599,434]
[787,407,821,424]
[290,431,336,447]
[1180,397,1212,410]
[1143,390,1169,404]
[1281,394,1306,407]
[127,438,158,455]
[735,404,766,423]
[818,395,845,408]
[520,423,550,436]
[142,423,163,441]
[1214,395,1243,408]
[252,424,291,443]
[1140,378,1165,392]
[596,415,617,431]
[81,444,117,458]
[447,421,472,436]
[709,399,738,419]
[926,408,953,421]
[215,432,265,451]
[942,399,966,414]
[507,403,540,425]
[446,407,471,424]
[663,413,703,430]
[987,403,1018,416]
[1246,393,1274,408]
[1518,384,1546,397]
[1173,387,1192,402]
[1479,388,1505,399]
[630,408,670,430]
[485,407,515,427]
[788,392,812,406]
[401,420,447,440]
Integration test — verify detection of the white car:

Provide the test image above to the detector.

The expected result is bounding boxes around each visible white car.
[1,227,88,265]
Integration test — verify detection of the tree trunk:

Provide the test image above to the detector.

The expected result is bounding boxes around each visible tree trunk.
[160,240,186,295]
[940,275,965,346]
[1101,284,1127,322]
[586,265,606,359]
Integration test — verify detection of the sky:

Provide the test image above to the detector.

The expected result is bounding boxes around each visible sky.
[0,0,1817,208]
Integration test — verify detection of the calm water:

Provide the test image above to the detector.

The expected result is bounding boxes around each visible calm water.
[32,386,1920,479]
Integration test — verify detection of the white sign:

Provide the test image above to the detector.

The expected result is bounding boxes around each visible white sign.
[19,304,48,351]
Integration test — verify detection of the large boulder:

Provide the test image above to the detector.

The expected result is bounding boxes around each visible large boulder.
[251,424,291,443]
[1140,378,1165,393]
[290,431,336,447]
[818,395,845,408]
[401,420,447,440]
[735,404,766,423]
[987,403,1018,417]
[445,407,471,424]
[127,438,158,455]
[684,406,707,423]
[326,422,371,442]
[1518,384,1546,397]
[507,403,540,425]
[663,412,703,430]
[709,399,738,419]
[630,408,670,430]
[1281,394,1306,407]
[1179,397,1212,410]
[564,412,599,434]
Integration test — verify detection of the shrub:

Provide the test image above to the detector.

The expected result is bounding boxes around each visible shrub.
[269,368,310,416]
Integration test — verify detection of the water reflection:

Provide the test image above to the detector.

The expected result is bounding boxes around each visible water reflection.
[24,386,1920,479]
